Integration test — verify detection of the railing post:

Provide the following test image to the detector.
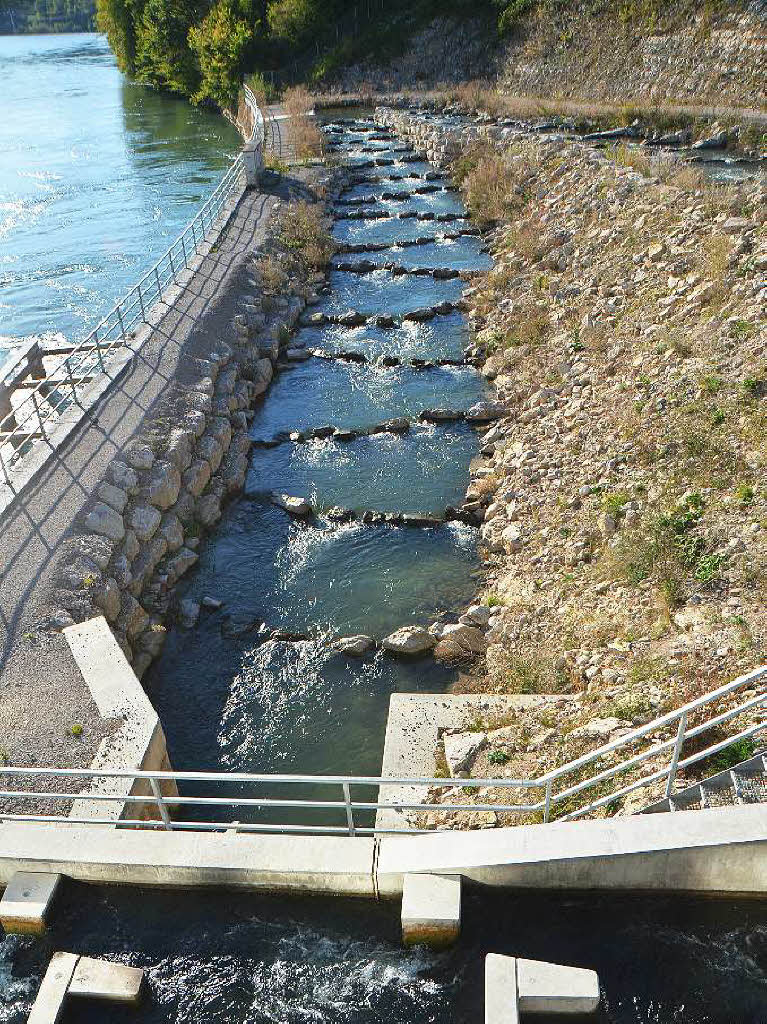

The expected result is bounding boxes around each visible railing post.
[342,782,356,836]
[169,248,177,284]
[117,304,127,344]
[93,328,106,373]
[154,265,162,302]
[65,359,78,404]
[181,232,188,267]
[137,283,147,322]
[191,221,199,254]
[544,780,552,823]
[31,390,46,437]
[149,777,172,831]
[665,711,688,799]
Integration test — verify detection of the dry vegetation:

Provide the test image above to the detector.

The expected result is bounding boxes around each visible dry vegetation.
[283,85,325,161]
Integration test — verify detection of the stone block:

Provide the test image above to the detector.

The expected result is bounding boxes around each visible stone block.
[485,954,520,1024]
[69,956,144,1005]
[27,951,78,1024]
[0,872,62,935]
[517,957,600,1015]
[401,873,460,948]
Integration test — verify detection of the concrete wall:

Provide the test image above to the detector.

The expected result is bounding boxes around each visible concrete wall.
[376,804,767,898]
[0,805,764,899]
[64,617,176,824]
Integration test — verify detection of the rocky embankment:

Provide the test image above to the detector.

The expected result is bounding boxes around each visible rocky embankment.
[378,105,765,818]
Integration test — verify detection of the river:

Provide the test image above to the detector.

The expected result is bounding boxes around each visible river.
[0,32,240,362]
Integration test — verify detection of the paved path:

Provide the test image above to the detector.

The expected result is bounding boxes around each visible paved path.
[0,187,275,788]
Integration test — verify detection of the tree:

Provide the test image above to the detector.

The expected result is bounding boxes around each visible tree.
[97,0,137,72]
[133,0,201,95]
[189,0,253,106]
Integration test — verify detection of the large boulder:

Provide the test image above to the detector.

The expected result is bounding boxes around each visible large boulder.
[434,624,487,661]
[85,502,125,542]
[382,626,436,656]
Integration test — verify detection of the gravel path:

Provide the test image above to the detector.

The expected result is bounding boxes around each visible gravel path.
[0,186,276,811]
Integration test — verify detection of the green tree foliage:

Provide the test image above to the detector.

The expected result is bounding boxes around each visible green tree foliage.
[96,0,136,71]
[134,0,200,94]
[189,0,253,105]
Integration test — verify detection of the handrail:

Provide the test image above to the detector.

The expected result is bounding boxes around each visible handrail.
[0,147,247,485]
[0,666,763,833]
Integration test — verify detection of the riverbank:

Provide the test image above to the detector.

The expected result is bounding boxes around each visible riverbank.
[375,104,765,820]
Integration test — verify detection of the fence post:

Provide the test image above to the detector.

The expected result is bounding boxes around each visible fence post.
[31,390,46,437]
[93,328,106,373]
[665,711,688,799]
[117,305,127,344]
[137,283,147,322]
[149,777,172,831]
[169,248,177,284]
[544,781,552,823]
[342,782,356,836]
[154,266,162,302]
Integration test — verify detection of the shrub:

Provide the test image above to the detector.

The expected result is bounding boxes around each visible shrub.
[608,493,724,601]
[277,201,334,271]
[283,85,323,161]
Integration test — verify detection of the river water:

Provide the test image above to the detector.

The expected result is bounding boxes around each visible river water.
[0,32,240,361]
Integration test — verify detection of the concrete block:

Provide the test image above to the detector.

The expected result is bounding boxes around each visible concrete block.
[485,954,520,1024]
[69,956,144,1005]
[517,957,600,1015]
[0,871,61,934]
[27,952,78,1024]
[401,872,460,947]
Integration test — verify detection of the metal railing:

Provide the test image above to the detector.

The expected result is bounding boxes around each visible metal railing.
[0,148,247,486]
[0,667,763,834]
[0,770,543,836]
[540,664,765,821]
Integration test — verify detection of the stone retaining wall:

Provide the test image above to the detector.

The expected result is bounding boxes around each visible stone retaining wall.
[499,0,767,111]
[51,189,338,679]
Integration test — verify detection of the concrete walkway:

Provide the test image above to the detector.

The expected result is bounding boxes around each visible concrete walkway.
[0,187,275,796]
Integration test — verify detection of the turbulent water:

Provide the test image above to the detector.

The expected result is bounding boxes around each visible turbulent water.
[0,32,240,362]
[2,885,766,1023]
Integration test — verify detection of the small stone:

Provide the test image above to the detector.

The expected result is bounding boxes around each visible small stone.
[130,505,162,542]
[196,492,222,527]
[272,493,312,516]
[108,460,139,494]
[97,482,128,514]
[166,547,198,584]
[332,634,374,656]
[443,732,486,776]
[178,599,200,628]
[501,524,523,553]
[202,596,223,610]
[148,462,182,510]
[126,444,155,471]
